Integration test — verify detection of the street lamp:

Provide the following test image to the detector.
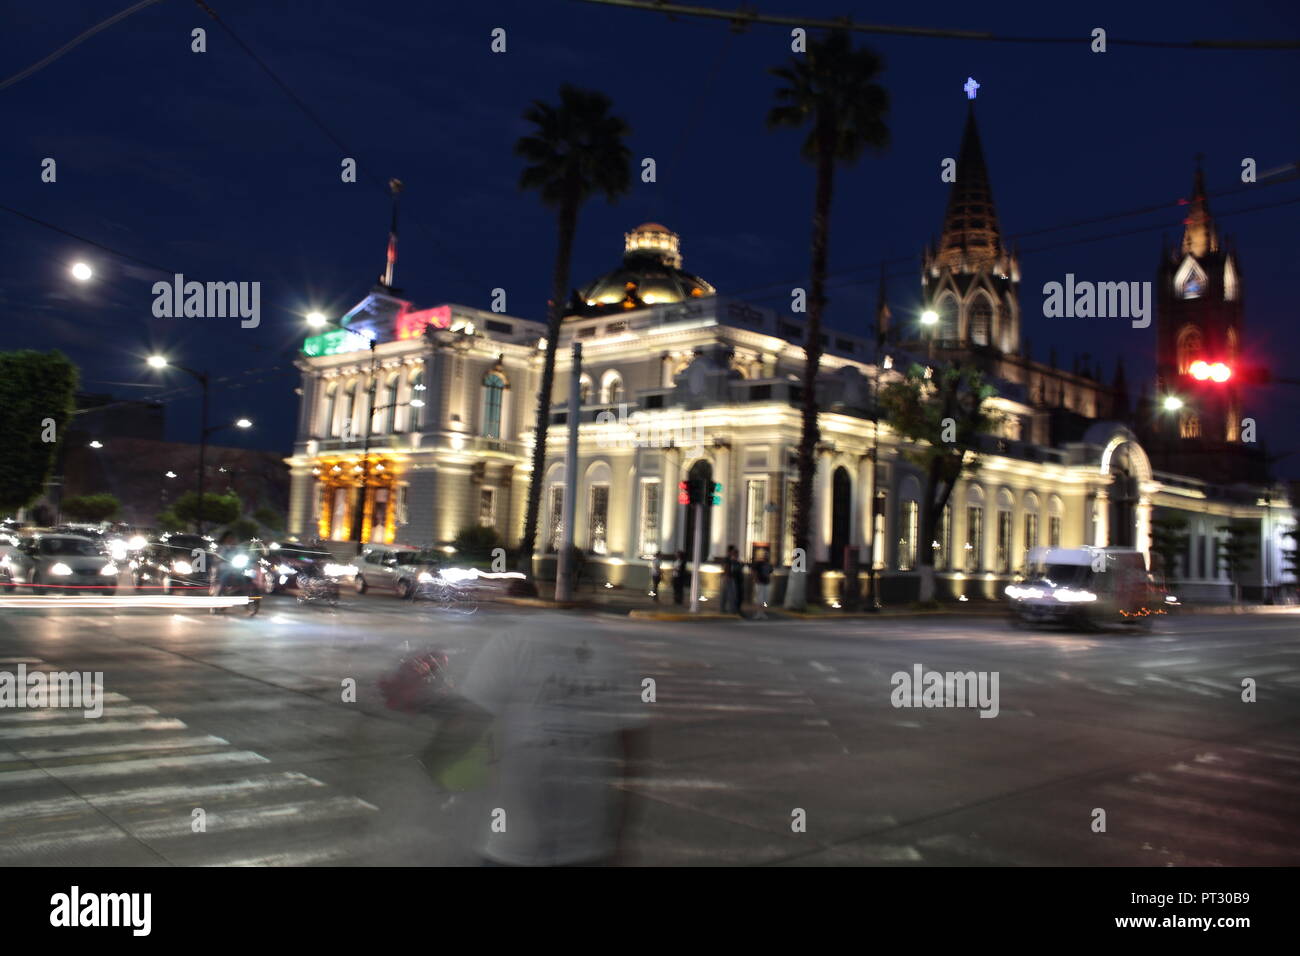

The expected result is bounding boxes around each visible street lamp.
[306,311,328,328]
[921,309,939,361]
[1162,395,1184,412]
[88,440,103,449]
[70,262,93,282]
[147,355,215,533]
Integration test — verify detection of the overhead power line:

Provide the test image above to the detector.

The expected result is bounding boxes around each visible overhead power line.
[570,0,1300,49]
[0,0,170,93]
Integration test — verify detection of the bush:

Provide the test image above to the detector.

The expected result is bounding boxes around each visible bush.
[62,493,120,523]
[226,517,261,541]
[253,506,283,531]
[452,525,504,567]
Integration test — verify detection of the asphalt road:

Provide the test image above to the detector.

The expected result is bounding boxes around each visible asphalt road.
[1,594,1297,866]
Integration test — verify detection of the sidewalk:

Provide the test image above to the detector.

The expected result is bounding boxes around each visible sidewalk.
[497,582,1299,622]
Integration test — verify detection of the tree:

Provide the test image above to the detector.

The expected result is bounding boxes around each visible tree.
[252,506,283,531]
[1150,513,1190,584]
[1217,522,1259,604]
[61,493,120,524]
[226,517,260,541]
[169,491,240,529]
[768,29,889,608]
[0,351,78,516]
[514,86,632,571]
[879,363,1000,601]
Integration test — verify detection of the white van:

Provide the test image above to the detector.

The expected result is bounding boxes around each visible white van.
[1005,547,1171,629]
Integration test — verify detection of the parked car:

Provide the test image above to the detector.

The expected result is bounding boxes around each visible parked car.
[18,533,120,595]
[1006,547,1170,630]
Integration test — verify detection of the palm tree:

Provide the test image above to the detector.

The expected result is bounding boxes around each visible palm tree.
[515,86,631,570]
[768,29,889,609]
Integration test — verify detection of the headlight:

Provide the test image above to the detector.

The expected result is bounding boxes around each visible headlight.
[417,571,435,584]
[231,554,249,569]
[277,564,294,576]
[437,567,479,584]
[324,563,357,578]
[109,541,128,561]
[51,563,73,576]
[101,563,119,576]
[173,560,193,575]
[1053,588,1097,603]
[128,535,146,550]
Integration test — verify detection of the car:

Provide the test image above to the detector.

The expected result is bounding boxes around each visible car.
[20,533,120,595]
[1006,546,1167,630]
[130,534,217,594]
[262,542,354,593]
[352,544,429,595]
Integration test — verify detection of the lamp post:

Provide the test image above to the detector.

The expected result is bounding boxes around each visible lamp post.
[147,356,251,534]
[921,309,939,362]
[865,348,892,612]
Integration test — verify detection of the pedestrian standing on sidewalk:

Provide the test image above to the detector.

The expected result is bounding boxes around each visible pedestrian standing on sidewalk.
[672,550,687,606]
[752,550,773,619]
[649,552,662,602]
[722,545,745,616]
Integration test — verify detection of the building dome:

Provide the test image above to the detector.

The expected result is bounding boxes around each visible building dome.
[573,223,715,316]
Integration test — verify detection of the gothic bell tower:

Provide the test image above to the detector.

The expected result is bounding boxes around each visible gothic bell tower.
[1154,166,1243,445]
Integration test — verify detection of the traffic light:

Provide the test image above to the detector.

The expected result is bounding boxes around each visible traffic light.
[1189,360,1231,383]
[710,482,723,506]
[678,480,690,505]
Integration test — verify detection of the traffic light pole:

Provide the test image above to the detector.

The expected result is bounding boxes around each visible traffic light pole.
[689,500,704,614]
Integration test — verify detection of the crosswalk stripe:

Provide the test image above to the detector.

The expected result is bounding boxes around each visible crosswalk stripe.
[0,717,187,739]
[0,750,270,787]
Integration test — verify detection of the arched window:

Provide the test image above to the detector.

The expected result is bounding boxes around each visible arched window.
[600,370,624,405]
[1177,326,1203,375]
[578,374,593,406]
[969,295,993,346]
[1224,259,1239,301]
[409,369,426,430]
[482,372,506,439]
[321,382,337,437]
[340,379,358,439]
[1175,257,1207,299]
[936,295,958,342]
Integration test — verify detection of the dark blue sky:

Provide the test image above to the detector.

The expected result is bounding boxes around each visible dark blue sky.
[3,1,1298,472]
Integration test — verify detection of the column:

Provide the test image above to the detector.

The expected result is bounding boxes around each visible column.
[1135,494,1152,568]
[1093,489,1109,547]
[660,445,679,553]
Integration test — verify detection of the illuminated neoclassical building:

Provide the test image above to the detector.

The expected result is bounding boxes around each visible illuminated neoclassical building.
[286,127,1294,603]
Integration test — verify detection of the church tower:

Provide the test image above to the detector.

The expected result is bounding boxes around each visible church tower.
[917,104,1022,355]
[1154,166,1243,445]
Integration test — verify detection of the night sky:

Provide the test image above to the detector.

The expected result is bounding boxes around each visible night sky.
[3,1,1298,473]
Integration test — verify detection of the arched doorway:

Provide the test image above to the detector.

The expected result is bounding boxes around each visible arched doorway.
[1109,446,1139,548]
[681,459,713,560]
[830,466,852,571]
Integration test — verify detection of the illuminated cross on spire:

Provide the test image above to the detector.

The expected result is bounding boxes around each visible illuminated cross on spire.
[964,76,980,100]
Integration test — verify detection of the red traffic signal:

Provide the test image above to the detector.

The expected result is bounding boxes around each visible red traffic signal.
[1188,360,1231,383]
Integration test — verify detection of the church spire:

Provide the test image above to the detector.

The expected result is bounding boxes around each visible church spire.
[1180,161,1218,258]
[936,104,1003,270]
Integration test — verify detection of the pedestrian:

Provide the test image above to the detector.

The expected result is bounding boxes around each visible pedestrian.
[672,550,687,606]
[649,552,662,602]
[752,550,773,620]
[722,545,744,616]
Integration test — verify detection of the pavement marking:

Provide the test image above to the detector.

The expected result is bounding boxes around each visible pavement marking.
[14,734,230,761]
[0,717,187,740]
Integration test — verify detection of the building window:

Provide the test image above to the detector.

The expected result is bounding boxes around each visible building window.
[965,506,983,572]
[321,383,337,438]
[396,485,408,525]
[578,374,592,406]
[589,485,609,555]
[479,488,495,528]
[482,372,506,439]
[1049,515,1062,548]
[409,369,426,430]
[385,374,400,434]
[936,503,952,571]
[873,490,888,570]
[1023,513,1039,568]
[745,479,768,558]
[899,500,919,571]
[600,370,624,405]
[1179,412,1201,439]
[783,479,797,565]
[996,509,1012,573]
[547,486,564,553]
[970,297,993,346]
[639,481,661,556]
[1176,326,1203,376]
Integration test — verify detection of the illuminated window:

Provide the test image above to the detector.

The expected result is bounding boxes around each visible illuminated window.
[409,369,425,429]
[1176,326,1204,375]
[479,488,495,528]
[969,296,993,346]
[1049,515,1062,548]
[745,479,768,558]
[1023,513,1039,566]
[321,382,337,437]
[936,503,952,570]
[600,370,624,405]
[639,481,660,556]
[1180,412,1201,439]
[899,500,919,571]
[547,486,564,553]
[588,485,609,555]
[482,372,506,439]
[966,506,983,572]
[996,509,1012,573]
